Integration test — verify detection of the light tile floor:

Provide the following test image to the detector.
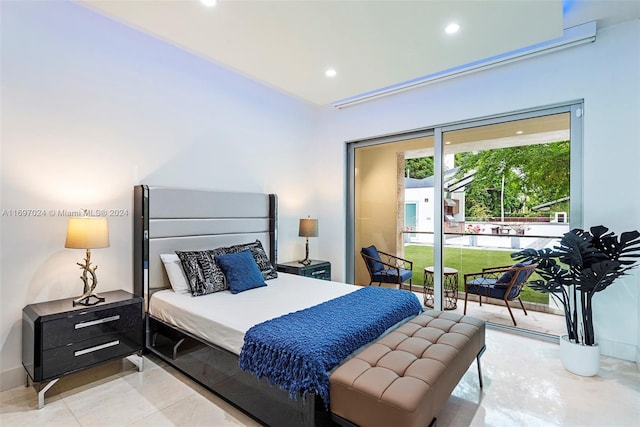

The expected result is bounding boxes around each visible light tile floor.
[425,295,567,337]
[407,282,566,337]
[2,329,638,426]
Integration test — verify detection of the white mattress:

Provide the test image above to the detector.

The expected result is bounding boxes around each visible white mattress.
[149,272,359,355]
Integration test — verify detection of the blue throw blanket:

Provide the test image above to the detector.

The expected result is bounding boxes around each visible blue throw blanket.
[238,286,422,406]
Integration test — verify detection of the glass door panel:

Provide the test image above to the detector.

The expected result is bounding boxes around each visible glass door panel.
[353,136,433,289]
[442,112,570,334]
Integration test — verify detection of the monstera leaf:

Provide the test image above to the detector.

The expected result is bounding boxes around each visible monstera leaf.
[575,259,622,294]
[512,247,560,270]
[555,228,602,270]
[591,226,640,271]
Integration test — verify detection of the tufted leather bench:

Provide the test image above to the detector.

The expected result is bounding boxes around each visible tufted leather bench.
[329,311,486,427]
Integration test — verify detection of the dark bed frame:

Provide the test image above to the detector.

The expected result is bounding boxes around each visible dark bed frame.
[133,185,333,426]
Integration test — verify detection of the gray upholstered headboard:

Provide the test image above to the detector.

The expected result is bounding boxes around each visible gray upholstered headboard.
[133,185,277,300]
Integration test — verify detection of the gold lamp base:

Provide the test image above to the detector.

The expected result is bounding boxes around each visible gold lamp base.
[72,248,105,306]
[73,292,105,307]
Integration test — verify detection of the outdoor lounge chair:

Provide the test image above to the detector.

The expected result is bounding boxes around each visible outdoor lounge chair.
[463,262,537,326]
[361,245,413,291]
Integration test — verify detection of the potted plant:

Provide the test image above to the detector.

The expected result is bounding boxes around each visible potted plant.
[465,224,483,247]
[508,223,530,248]
[512,225,640,376]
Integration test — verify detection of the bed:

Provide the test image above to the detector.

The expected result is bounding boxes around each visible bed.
[132,185,422,426]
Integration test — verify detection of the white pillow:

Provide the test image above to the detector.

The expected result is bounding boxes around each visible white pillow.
[160,253,190,294]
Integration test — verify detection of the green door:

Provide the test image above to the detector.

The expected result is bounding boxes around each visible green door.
[405,203,417,241]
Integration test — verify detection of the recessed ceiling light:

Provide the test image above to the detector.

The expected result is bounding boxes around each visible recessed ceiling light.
[445,23,460,34]
[325,68,337,78]
[200,0,217,7]
[445,141,452,145]
[516,130,524,134]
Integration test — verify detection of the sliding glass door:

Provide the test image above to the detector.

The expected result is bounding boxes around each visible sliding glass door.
[346,102,582,336]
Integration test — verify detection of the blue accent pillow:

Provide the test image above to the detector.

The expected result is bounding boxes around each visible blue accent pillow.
[496,263,522,284]
[219,240,278,280]
[362,245,384,271]
[215,251,267,294]
[496,261,532,285]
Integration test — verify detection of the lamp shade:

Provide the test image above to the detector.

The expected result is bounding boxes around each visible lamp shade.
[65,217,110,249]
[298,218,318,238]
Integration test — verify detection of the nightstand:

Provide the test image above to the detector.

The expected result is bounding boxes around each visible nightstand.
[22,289,144,408]
[277,260,331,281]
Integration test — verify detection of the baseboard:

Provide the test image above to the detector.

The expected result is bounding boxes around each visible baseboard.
[0,366,26,392]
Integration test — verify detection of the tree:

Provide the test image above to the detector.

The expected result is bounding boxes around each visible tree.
[455,141,569,217]
[403,142,569,217]
[405,157,434,179]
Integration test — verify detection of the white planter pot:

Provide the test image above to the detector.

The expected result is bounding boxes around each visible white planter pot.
[559,335,600,376]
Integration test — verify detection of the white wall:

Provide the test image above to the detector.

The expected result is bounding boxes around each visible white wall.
[318,20,640,361]
[0,1,322,390]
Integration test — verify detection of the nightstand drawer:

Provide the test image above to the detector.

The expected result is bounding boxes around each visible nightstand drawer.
[42,302,141,350]
[42,331,142,380]
[277,260,331,281]
[303,265,331,280]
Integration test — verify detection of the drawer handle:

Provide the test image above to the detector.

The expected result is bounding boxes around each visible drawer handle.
[74,340,120,357]
[311,270,326,275]
[75,315,120,329]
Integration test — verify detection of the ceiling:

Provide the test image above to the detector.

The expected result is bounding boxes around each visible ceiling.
[79,0,638,106]
[403,112,571,160]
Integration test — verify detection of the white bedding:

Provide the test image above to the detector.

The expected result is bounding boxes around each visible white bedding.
[149,272,359,355]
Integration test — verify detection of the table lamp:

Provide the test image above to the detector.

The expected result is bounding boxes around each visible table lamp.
[298,217,318,266]
[65,216,110,306]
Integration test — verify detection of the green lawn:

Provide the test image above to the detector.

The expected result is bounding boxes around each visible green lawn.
[404,245,549,304]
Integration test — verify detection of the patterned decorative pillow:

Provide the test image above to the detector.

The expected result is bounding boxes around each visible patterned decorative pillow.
[222,240,278,280]
[175,248,227,296]
[215,251,267,294]
[224,240,260,255]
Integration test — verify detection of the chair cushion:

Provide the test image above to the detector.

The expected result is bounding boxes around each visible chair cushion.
[467,282,523,300]
[496,261,533,287]
[467,277,496,286]
[372,268,413,284]
[507,285,524,299]
[496,263,523,284]
[362,245,384,271]
[467,283,509,299]
[515,261,534,284]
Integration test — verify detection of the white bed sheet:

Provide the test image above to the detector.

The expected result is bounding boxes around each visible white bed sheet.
[149,272,358,355]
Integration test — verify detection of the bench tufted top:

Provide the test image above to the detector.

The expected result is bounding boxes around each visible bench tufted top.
[330,310,485,427]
